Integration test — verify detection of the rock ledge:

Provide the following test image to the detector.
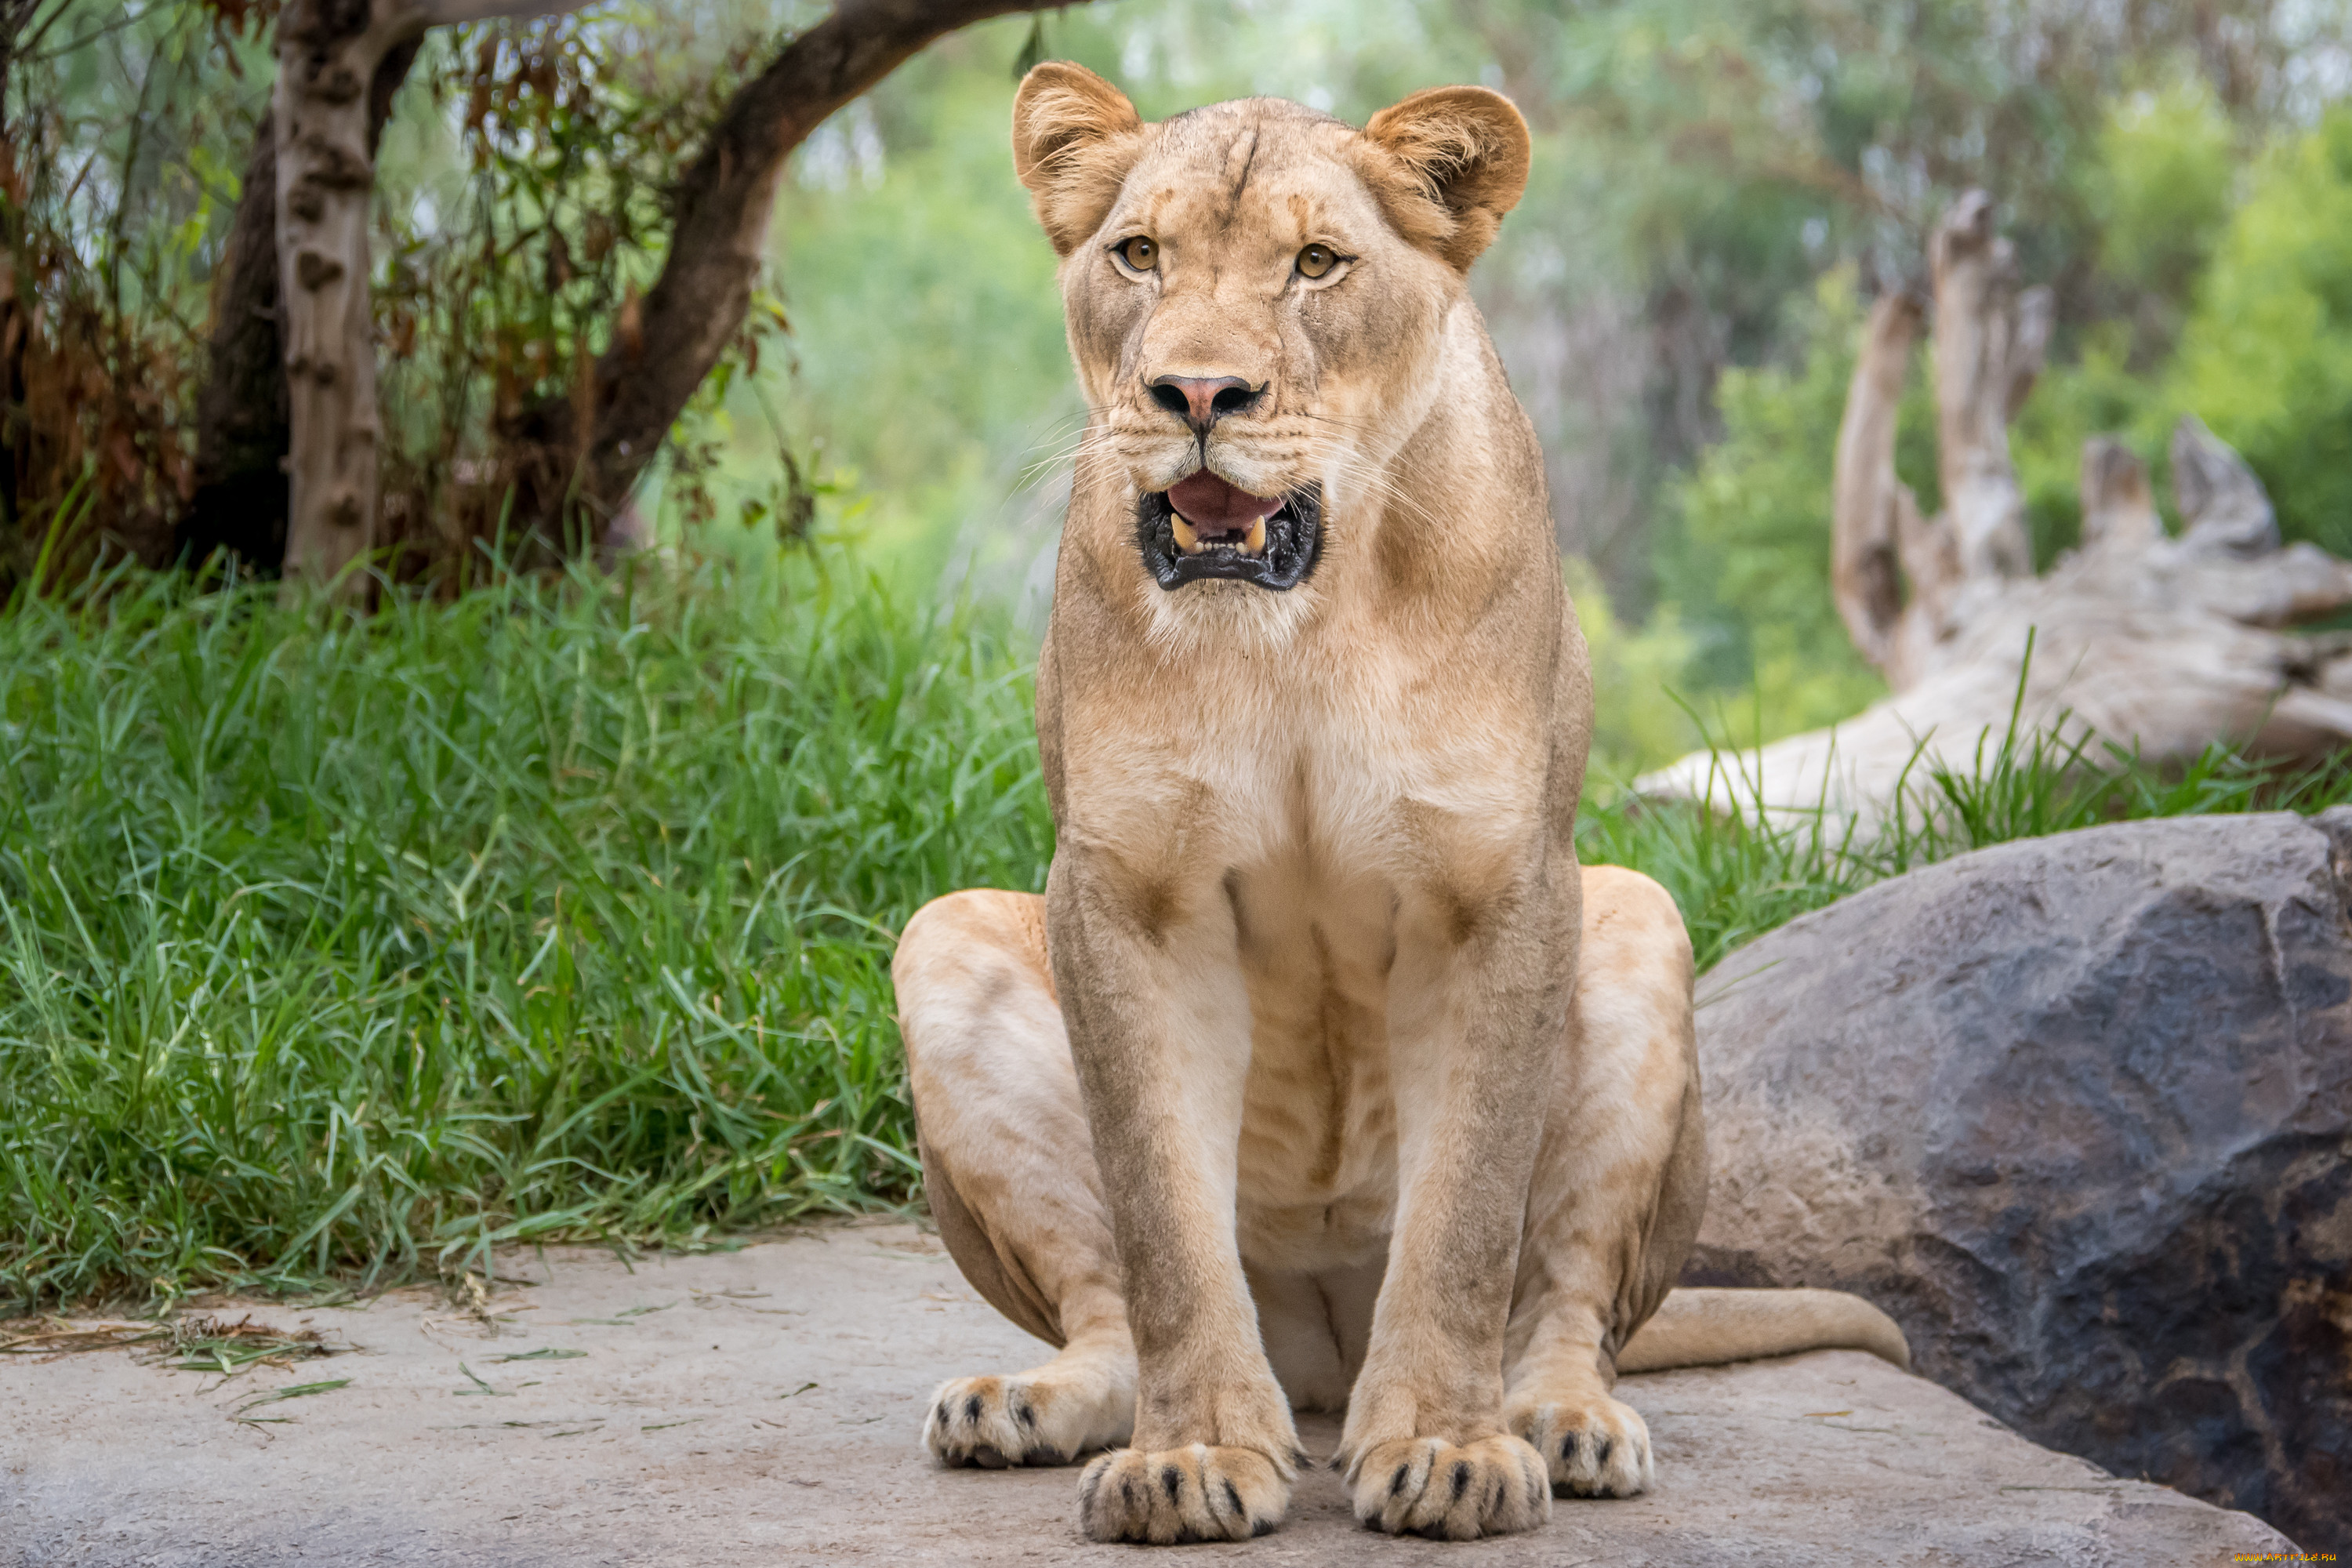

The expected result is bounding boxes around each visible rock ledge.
[2,1223,2292,1565]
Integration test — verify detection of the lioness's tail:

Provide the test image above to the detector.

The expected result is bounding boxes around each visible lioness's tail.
[1617,1287,1911,1374]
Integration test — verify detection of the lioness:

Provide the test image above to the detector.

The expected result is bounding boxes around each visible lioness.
[891,64,1907,1544]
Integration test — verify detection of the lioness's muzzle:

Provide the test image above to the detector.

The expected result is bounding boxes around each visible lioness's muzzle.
[1135,473,1323,591]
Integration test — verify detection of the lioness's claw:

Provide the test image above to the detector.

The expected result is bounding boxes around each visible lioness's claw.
[1512,1393,1654,1497]
[1348,1434,1551,1539]
[1078,1443,1290,1543]
[924,1373,1118,1469]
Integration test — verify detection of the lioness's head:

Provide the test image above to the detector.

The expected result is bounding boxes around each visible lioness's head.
[1012,64,1530,602]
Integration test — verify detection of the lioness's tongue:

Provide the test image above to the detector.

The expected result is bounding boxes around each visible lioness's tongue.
[1167,470,1281,533]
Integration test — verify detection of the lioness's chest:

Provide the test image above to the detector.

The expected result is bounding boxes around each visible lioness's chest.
[1225,844,1403,1272]
[1054,633,1560,1269]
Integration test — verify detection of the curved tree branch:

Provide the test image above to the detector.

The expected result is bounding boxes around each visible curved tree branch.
[1928,191,2039,583]
[1829,290,1922,674]
[503,0,1091,543]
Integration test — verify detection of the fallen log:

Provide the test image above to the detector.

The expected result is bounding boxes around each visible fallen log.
[1637,192,2352,826]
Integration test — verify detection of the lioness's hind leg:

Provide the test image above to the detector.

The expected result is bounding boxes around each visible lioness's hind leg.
[1503,866,1702,1500]
[895,891,1136,1468]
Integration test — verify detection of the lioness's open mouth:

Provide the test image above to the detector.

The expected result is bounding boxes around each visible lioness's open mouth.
[1134,470,1323,592]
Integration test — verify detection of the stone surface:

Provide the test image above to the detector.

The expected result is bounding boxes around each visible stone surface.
[0,1222,2289,1566]
[1686,807,2352,1549]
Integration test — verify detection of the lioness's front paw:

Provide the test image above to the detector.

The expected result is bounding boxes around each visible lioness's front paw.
[1077,1443,1291,1543]
[924,1372,1122,1468]
[1511,1392,1653,1497]
[1347,1434,1552,1539]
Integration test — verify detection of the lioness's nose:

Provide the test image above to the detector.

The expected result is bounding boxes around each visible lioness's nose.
[1146,374,1263,434]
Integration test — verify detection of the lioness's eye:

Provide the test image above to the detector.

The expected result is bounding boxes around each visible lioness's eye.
[1297,244,1337,278]
[1118,236,1158,270]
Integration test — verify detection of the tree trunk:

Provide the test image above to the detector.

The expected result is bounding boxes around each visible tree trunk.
[272,0,589,596]
[197,0,1069,578]
[181,36,417,574]
[2,0,56,560]
[499,0,1082,548]
[274,1,423,593]
[1637,191,2352,827]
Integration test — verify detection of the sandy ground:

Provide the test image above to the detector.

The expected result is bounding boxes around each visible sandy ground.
[2,1221,2292,1566]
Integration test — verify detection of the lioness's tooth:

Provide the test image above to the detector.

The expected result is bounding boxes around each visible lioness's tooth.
[1244,515,1266,555]
[1171,513,1204,555]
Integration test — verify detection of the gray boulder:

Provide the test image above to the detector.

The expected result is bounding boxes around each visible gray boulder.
[1684,807,2352,1549]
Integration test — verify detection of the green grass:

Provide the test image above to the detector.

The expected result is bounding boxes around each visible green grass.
[1584,713,2352,972]
[1,546,1048,1308]
[2,546,2345,1310]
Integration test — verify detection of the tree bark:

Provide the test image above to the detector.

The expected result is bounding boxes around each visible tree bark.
[1929,191,2049,583]
[2077,435,2161,551]
[1826,195,2057,696]
[2170,412,2281,555]
[1639,191,2352,827]
[181,34,417,573]
[499,0,1083,546]
[1827,290,1922,676]
[272,0,589,595]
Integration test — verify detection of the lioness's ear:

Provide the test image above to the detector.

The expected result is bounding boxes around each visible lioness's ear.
[1361,86,1531,270]
[1012,62,1145,256]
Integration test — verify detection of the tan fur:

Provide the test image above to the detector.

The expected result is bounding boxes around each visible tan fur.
[1617,1288,1912,1375]
[891,67,1907,1546]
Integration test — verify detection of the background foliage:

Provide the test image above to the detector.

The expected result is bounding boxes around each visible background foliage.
[12,0,2350,737]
